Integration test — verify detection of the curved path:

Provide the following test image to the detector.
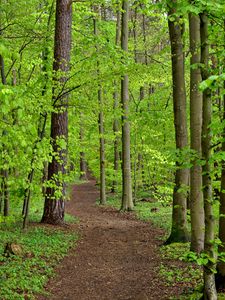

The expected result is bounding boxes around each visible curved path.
[38,180,182,300]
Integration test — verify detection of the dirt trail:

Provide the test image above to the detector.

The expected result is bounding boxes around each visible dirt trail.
[38,180,182,300]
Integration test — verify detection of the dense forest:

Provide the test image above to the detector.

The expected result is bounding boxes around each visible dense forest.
[1,0,225,299]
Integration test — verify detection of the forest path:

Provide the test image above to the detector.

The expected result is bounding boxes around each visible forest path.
[38,180,181,300]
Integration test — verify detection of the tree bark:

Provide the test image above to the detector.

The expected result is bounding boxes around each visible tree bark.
[98,89,106,205]
[166,3,189,244]
[79,114,87,181]
[0,54,9,217]
[93,9,106,205]
[0,4,9,214]
[200,12,217,300]
[111,7,121,193]
[121,0,133,211]
[131,5,138,203]
[41,0,72,224]
[189,12,204,253]
[216,20,225,291]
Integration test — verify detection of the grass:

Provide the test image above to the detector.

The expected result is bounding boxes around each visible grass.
[0,181,80,300]
[159,243,203,299]
[0,214,78,300]
[134,201,171,233]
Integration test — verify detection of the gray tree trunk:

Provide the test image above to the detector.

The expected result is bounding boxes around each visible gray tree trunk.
[121,0,133,211]
[189,12,205,253]
[98,89,106,205]
[216,20,225,292]
[0,53,9,217]
[93,10,106,205]
[166,2,189,244]
[200,12,217,300]
[111,7,121,193]
[79,114,87,181]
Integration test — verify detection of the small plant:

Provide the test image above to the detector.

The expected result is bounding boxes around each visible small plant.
[160,243,203,299]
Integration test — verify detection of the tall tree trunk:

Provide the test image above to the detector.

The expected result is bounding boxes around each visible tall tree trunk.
[23,112,47,229]
[166,3,189,244]
[93,9,106,205]
[0,54,9,217]
[41,0,72,224]
[111,7,121,193]
[216,20,225,291]
[0,8,9,215]
[189,12,204,253]
[200,12,217,300]
[98,89,106,204]
[121,0,133,211]
[131,5,138,203]
[79,121,87,181]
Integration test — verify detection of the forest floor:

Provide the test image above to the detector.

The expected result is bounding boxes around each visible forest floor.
[37,180,192,300]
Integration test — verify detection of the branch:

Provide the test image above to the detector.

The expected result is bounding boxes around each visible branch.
[53,84,83,106]
[6,39,34,78]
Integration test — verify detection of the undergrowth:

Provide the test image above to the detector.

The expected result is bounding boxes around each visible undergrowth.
[160,243,203,300]
[0,215,78,300]
[0,183,79,300]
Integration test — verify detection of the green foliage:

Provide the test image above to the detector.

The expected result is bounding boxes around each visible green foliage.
[159,262,201,287]
[183,251,216,268]
[0,217,78,300]
[1,0,225,297]
[134,199,172,231]
[160,243,203,300]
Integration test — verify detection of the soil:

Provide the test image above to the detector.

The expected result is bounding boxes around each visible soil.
[37,180,188,300]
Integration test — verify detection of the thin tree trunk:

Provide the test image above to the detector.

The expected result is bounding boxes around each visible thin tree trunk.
[189,12,204,253]
[132,5,138,203]
[98,92,106,205]
[23,3,53,228]
[93,10,106,205]
[79,113,87,181]
[216,20,225,291]
[112,92,120,193]
[121,0,133,211]
[23,113,47,229]
[166,3,189,244]
[141,9,148,66]
[111,7,121,193]
[79,151,87,180]
[41,0,72,224]
[0,54,9,217]
[200,12,217,299]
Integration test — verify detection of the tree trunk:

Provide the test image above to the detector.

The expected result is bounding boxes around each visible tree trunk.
[121,0,133,211]
[79,114,87,181]
[98,89,106,205]
[41,0,72,224]
[189,12,204,253]
[111,7,121,193]
[23,112,47,229]
[216,20,225,292]
[0,54,9,217]
[166,3,189,244]
[200,12,217,300]
[93,9,106,205]
[131,5,138,203]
